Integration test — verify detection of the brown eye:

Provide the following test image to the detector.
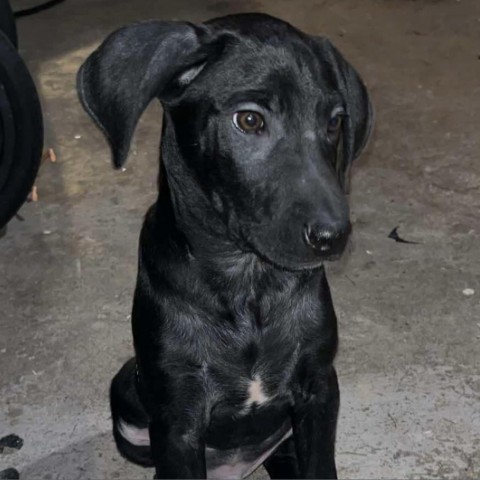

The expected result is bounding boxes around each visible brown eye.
[327,114,342,136]
[233,111,265,134]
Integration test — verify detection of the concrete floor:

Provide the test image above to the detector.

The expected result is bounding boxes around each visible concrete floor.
[1,0,479,478]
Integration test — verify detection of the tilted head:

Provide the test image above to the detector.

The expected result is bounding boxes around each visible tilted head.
[78,13,373,271]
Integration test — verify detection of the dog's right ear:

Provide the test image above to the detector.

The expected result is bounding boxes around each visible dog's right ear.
[77,21,215,168]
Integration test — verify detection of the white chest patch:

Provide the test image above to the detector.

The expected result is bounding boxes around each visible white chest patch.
[244,376,269,409]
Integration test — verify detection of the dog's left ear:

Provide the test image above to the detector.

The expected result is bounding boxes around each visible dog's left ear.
[311,37,374,191]
[77,21,220,168]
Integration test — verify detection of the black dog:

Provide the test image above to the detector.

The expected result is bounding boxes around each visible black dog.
[78,13,372,479]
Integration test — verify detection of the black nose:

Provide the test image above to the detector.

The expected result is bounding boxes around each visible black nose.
[303,222,351,255]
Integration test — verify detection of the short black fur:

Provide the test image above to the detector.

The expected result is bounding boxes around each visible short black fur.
[78,13,372,479]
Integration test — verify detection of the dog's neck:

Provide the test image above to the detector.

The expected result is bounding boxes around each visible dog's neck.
[150,118,321,304]
[150,183,265,297]
[157,121,245,262]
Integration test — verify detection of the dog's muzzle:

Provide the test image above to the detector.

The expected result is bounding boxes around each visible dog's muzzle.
[303,221,351,258]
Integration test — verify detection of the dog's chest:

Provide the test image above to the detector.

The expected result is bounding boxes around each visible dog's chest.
[204,363,294,479]
[243,375,270,410]
[206,331,299,414]
[200,334,298,477]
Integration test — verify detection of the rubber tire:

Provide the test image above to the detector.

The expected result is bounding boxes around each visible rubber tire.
[0,30,43,228]
[0,0,17,48]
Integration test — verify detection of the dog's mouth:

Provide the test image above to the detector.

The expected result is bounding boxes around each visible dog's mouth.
[239,231,345,272]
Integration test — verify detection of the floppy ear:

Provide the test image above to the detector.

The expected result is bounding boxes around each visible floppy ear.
[312,37,374,191]
[77,21,214,168]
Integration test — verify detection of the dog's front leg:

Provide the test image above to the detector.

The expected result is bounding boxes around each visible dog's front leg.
[149,416,206,479]
[137,359,207,478]
[291,366,339,479]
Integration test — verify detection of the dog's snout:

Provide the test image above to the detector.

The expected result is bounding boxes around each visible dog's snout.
[303,222,351,255]
[303,224,337,252]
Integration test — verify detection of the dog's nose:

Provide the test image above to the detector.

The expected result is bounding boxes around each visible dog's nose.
[303,222,351,255]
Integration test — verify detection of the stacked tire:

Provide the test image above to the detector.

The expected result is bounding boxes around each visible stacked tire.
[0,0,43,229]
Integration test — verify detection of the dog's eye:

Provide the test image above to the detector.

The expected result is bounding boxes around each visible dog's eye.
[327,114,343,136]
[233,111,264,134]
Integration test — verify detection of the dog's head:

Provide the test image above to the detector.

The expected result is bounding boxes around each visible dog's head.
[78,13,373,271]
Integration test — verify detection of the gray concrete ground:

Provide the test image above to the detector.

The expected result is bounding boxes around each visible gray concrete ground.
[1,0,479,478]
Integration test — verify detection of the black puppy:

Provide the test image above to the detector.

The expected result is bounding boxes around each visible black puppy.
[78,13,372,479]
